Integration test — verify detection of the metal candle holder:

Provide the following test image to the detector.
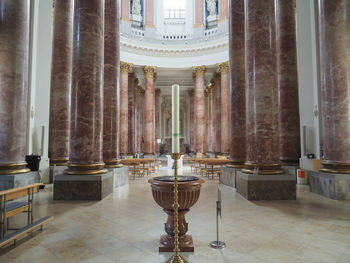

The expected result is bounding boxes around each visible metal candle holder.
[166,153,188,263]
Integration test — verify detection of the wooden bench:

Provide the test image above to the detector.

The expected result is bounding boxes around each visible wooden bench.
[0,183,54,247]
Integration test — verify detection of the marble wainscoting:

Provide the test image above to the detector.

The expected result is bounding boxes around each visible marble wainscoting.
[309,171,350,200]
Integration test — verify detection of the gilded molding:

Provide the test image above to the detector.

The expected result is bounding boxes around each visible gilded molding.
[216,61,229,74]
[205,83,213,94]
[144,66,157,78]
[192,65,207,78]
[120,61,133,74]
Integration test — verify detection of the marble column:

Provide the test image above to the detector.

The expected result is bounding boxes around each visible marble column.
[155,88,161,152]
[217,62,230,155]
[134,86,144,153]
[144,66,157,155]
[242,0,282,174]
[0,0,30,174]
[276,0,300,165]
[219,0,228,21]
[319,0,350,173]
[206,84,215,153]
[229,0,245,166]
[128,73,136,155]
[65,0,106,175]
[119,61,132,155]
[188,89,195,152]
[213,73,221,154]
[103,0,121,168]
[192,66,207,153]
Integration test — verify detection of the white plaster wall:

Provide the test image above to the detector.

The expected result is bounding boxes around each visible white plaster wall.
[27,0,53,183]
[296,0,321,168]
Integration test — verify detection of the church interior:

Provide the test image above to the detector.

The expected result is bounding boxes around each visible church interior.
[1,0,350,262]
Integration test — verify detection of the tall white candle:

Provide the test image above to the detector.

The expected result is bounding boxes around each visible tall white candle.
[172,84,180,153]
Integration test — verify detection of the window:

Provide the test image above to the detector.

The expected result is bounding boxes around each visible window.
[163,0,186,19]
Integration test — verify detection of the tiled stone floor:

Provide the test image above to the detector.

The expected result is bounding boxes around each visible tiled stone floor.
[1,167,350,263]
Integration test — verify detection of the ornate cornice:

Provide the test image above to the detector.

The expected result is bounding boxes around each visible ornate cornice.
[120,61,133,74]
[192,66,207,78]
[143,66,157,78]
[216,61,229,74]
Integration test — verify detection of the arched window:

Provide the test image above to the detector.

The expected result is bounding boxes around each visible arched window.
[163,0,186,19]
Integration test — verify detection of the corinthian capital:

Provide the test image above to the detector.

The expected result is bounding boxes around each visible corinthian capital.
[120,61,133,74]
[192,66,207,78]
[143,66,157,78]
[216,61,229,74]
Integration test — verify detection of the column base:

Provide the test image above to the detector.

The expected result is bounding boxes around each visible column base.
[220,166,239,188]
[309,171,350,200]
[236,171,296,200]
[0,171,40,190]
[109,166,129,188]
[53,172,113,200]
[105,159,123,169]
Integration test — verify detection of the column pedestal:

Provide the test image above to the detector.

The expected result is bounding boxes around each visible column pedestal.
[220,166,238,188]
[236,171,296,200]
[0,172,40,191]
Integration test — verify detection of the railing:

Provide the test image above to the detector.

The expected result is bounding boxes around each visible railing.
[164,9,185,19]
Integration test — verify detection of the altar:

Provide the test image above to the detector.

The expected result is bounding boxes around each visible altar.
[166,154,184,170]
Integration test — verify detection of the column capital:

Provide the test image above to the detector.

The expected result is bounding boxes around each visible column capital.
[120,61,133,74]
[214,72,221,81]
[143,66,157,78]
[192,65,207,78]
[205,83,213,94]
[155,88,161,96]
[153,72,158,82]
[188,88,194,96]
[216,61,229,74]
[136,85,144,95]
[133,77,139,88]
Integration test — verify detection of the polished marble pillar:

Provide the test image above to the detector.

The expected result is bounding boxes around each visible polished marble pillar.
[213,73,221,154]
[217,62,230,155]
[119,61,132,155]
[276,0,300,165]
[155,88,161,152]
[242,0,282,174]
[49,0,73,167]
[229,0,245,166]
[145,0,154,27]
[219,0,228,21]
[128,73,136,154]
[103,0,121,168]
[121,0,130,21]
[144,66,157,154]
[0,0,30,174]
[206,84,215,153]
[188,89,195,152]
[319,0,350,173]
[134,86,144,153]
[192,66,207,153]
[65,0,106,175]
[195,0,204,27]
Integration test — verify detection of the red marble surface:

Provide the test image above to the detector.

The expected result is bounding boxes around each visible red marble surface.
[144,76,155,154]
[220,72,230,154]
[229,0,246,163]
[194,75,205,153]
[214,75,221,153]
[128,74,135,154]
[119,72,129,154]
[245,0,280,165]
[134,90,144,153]
[189,90,195,152]
[103,0,120,163]
[155,89,161,152]
[0,0,30,164]
[207,91,215,152]
[69,0,104,165]
[319,0,350,164]
[145,0,154,26]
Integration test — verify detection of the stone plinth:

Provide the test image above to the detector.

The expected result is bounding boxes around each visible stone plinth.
[0,172,40,190]
[111,166,129,188]
[220,166,238,188]
[236,171,296,200]
[49,165,67,184]
[282,165,298,177]
[309,171,350,200]
[54,172,114,200]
